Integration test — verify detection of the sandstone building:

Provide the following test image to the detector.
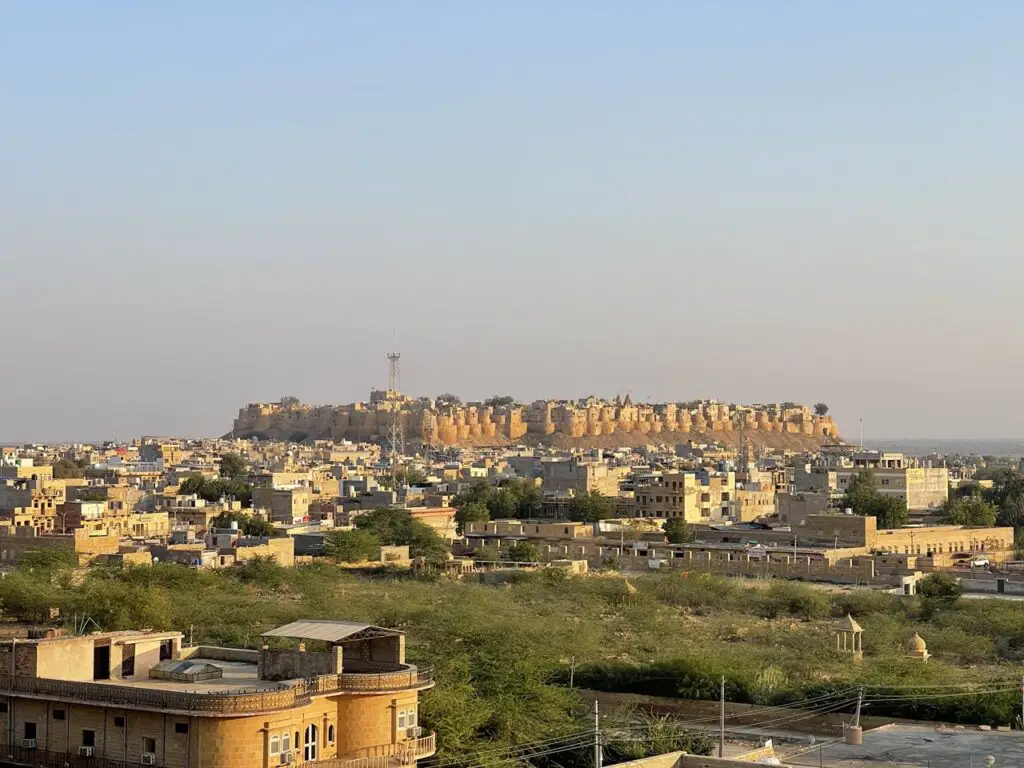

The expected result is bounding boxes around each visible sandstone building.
[233,394,839,450]
[0,619,434,768]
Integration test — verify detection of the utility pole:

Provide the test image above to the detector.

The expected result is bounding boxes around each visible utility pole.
[854,688,863,727]
[1020,675,1023,730]
[719,676,725,758]
[569,656,576,689]
[593,699,602,768]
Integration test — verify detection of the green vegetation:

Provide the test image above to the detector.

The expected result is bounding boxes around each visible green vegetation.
[218,452,249,479]
[842,470,908,529]
[179,474,254,507]
[940,493,997,527]
[2,562,1023,760]
[484,395,516,407]
[954,468,1024,529]
[3,564,1022,760]
[454,501,490,534]
[353,507,448,561]
[567,491,616,523]
[663,518,694,544]
[453,479,541,520]
[209,510,278,538]
[814,402,829,417]
[52,457,88,479]
[507,542,540,562]
[322,529,381,562]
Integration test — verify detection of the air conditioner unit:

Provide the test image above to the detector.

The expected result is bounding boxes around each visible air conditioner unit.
[21,739,36,749]
[141,754,157,765]
[406,727,423,739]
[280,751,295,764]
[78,746,95,757]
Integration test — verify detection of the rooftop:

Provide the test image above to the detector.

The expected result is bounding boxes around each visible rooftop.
[818,725,1024,768]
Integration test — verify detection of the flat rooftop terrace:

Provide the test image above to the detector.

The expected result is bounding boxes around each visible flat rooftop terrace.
[810,725,1024,768]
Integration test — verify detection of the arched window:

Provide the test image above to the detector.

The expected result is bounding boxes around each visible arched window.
[282,732,291,752]
[270,735,281,756]
[327,725,335,744]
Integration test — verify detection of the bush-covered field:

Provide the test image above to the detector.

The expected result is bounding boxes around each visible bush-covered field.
[3,560,1023,761]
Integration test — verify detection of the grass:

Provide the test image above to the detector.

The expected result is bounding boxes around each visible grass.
[3,562,1023,762]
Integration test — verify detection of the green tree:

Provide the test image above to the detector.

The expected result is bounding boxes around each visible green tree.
[354,507,449,561]
[322,529,381,562]
[941,494,997,527]
[663,517,694,544]
[506,542,540,563]
[454,501,490,534]
[567,491,615,523]
[814,402,829,416]
[209,511,277,537]
[219,452,249,479]
[52,458,86,479]
[842,471,908,529]
[918,572,963,619]
[436,393,462,407]
[484,395,515,408]
[179,475,254,507]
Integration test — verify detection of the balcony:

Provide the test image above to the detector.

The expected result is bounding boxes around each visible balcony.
[336,664,434,693]
[317,732,437,768]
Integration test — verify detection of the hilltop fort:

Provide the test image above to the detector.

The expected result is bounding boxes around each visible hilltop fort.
[231,393,839,451]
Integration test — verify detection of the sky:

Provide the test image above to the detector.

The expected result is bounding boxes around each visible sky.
[2,1,1023,442]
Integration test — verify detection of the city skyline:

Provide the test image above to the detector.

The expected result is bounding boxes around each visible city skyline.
[3,2,1023,441]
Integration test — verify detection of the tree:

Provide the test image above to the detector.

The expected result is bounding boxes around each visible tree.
[842,471,908,529]
[179,475,254,508]
[218,452,248,479]
[323,529,381,562]
[209,511,277,537]
[918,572,963,619]
[567,491,616,523]
[940,494,997,527]
[484,395,515,408]
[52,458,86,479]
[436,393,462,407]
[507,542,540,563]
[454,501,490,534]
[279,395,300,406]
[354,507,449,560]
[814,402,830,417]
[663,517,694,544]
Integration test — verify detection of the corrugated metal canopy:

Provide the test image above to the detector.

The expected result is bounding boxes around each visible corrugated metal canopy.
[261,620,399,643]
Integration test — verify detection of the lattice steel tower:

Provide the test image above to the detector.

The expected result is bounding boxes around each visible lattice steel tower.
[386,347,404,466]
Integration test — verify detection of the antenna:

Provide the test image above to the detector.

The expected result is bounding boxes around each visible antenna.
[386,340,404,482]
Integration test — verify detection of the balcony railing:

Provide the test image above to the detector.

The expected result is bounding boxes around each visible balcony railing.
[317,732,437,768]
[3,665,434,715]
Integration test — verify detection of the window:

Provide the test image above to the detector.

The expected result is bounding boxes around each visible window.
[159,640,173,661]
[270,735,281,756]
[408,707,417,727]
[398,710,407,729]
[82,730,96,748]
[142,737,157,755]
[174,723,189,735]
[0,703,7,714]
[24,723,37,740]
[282,732,291,752]
[114,717,125,727]
[327,725,335,744]
[53,710,66,720]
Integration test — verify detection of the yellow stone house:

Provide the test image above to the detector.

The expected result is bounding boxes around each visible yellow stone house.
[0,619,435,768]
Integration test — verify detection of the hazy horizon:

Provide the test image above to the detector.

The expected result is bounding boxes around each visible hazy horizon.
[3,2,1023,443]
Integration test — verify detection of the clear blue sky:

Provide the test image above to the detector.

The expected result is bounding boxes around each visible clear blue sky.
[2,2,1023,442]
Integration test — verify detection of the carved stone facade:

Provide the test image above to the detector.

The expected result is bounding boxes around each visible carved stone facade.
[233,395,839,448]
